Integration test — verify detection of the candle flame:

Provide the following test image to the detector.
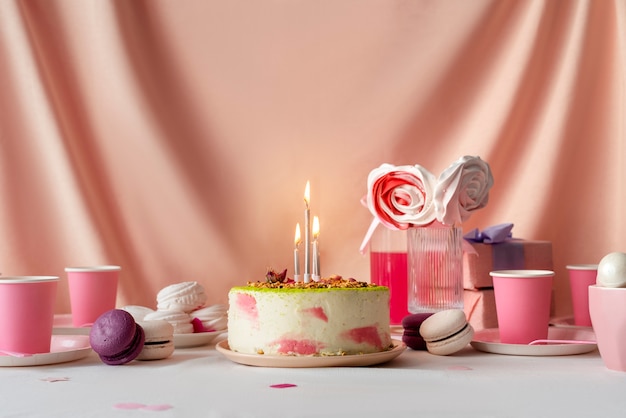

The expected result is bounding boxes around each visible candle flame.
[294,223,301,246]
[312,216,320,239]
[304,181,310,207]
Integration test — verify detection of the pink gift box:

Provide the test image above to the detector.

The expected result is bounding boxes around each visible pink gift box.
[463,289,498,331]
[463,239,553,290]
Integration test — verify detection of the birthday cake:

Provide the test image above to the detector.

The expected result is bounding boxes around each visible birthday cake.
[227,271,392,356]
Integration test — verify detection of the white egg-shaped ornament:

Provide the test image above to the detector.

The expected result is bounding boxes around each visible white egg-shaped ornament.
[596,252,626,288]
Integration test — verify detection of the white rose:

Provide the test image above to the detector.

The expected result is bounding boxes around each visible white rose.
[434,156,494,225]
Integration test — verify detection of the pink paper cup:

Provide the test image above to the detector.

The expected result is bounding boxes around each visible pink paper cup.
[566,264,598,327]
[490,270,554,345]
[65,266,120,327]
[589,285,626,372]
[0,276,59,354]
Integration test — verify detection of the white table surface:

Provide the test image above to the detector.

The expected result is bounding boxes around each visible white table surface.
[1,332,625,418]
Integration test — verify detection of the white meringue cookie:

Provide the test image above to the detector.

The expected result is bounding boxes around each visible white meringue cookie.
[156,281,207,313]
[191,304,228,331]
[144,310,194,334]
[120,305,155,321]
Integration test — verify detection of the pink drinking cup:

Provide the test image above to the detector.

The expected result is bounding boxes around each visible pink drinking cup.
[65,266,120,327]
[589,285,626,372]
[566,264,598,327]
[0,276,59,354]
[490,270,554,344]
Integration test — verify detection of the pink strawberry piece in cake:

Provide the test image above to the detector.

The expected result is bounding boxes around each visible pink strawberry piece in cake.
[235,293,258,321]
[270,338,323,355]
[341,326,384,349]
[301,306,328,322]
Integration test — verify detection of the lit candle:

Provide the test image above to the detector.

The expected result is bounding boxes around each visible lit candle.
[312,216,320,281]
[294,223,302,282]
[304,181,311,283]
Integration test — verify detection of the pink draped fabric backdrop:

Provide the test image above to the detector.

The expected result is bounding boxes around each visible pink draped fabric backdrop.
[1,0,624,319]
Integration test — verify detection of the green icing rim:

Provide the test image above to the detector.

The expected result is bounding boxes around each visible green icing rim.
[230,285,389,293]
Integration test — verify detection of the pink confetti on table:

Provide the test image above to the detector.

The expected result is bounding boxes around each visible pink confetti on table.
[270,383,297,389]
[142,405,173,411]
[114,403,145,410]
[447,365,473,371]
[40,377,70,383]
[114,403,173,411]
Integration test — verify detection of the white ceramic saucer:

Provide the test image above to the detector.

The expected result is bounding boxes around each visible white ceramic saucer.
[52,314,91,335]
[549,316,593,329]
[216,339,406,368]
[174,330,225,348]
[0,335,92,367]
[471,327,597,356]
[54,315,225,348]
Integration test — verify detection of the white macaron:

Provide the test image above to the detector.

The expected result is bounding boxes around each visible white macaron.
[136,320,175,361]
[419,309,474,356]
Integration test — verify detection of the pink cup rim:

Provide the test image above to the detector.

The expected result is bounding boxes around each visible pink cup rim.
[566,264,598,270]
[489,269,554,278]
[589,284,626,291]
[0,276,59,284]
[65,265,121,272]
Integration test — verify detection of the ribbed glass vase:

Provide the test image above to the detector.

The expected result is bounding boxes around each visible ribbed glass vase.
[407,223,464,313]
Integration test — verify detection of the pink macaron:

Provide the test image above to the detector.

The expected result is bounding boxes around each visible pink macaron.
[90,309,145,365]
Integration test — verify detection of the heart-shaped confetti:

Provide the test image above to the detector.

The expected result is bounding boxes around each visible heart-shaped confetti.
[40,377,70,383]
[114,403,173,411]
[270,383,297,389]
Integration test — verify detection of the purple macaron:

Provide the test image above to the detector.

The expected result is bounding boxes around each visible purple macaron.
[90,309,145,365]
[401,312,434,350]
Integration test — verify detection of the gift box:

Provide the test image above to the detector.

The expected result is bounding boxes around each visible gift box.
[463,239,553,290]
[463,289,498,331]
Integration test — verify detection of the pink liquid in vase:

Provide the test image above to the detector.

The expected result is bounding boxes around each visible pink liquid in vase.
[370,251,409,324]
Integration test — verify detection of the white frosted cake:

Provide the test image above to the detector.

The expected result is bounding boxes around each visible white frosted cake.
[227,274,391,356]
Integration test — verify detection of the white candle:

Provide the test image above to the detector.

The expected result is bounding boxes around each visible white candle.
[304,181,311,283]
[294,223,301,282]
[312,216,320,280]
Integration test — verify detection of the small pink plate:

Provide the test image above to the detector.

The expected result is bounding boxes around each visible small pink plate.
[216,339,406,368]
[471,327,597,356]
[0,335,91,367]
[549,316,593,329]
[52,314,91,335]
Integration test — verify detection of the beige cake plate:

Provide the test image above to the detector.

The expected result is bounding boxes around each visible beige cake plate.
[216,339,406,368]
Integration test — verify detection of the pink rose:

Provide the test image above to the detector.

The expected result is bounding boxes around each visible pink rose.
[434,156,494,226]
[367,164,437,229]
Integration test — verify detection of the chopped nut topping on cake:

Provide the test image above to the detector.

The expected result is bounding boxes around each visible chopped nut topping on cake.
[249,273,375,289]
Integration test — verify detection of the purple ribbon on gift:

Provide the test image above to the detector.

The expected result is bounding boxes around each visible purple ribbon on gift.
[464,223,525,270]
[464,223,514,244]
